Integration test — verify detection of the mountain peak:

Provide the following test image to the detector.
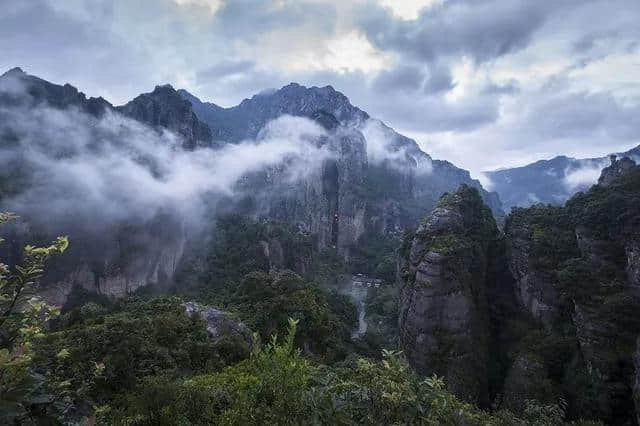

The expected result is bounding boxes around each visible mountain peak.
[1,67,26,78]
[118,84,214,149]
[598,155,637,187]
[153,83,176,93]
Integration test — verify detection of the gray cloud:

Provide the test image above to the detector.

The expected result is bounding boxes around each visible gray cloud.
[369,62,456,96]
[0,76,335,231]
[524,90,640,142]
[0,0,639,174]
[196,60,257,81]
[356,0,573,64]
[372,65,425,93]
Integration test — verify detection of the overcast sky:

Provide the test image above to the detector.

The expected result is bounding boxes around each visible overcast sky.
[1,0,639,175]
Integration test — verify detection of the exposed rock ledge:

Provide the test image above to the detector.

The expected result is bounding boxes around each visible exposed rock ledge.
[182,301,254,349]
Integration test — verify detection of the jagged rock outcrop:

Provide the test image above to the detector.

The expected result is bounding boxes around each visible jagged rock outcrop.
[118,84,215,149]
[406,162,640,422]
[181,83,503,254]
[182,301,253,349]
[398,185,498,405]
[0,67,112,116]
[502,160,640,423]
[598,155,637,187]
[504,211,561,326]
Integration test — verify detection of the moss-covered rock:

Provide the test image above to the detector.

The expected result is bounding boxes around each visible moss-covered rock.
[503,162,640,423]
[397,185,498,405]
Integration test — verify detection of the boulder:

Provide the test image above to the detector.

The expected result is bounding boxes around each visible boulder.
[182,302,254,349]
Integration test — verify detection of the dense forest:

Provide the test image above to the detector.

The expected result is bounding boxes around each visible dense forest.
[1,67,640,425]
[3,160,640,424]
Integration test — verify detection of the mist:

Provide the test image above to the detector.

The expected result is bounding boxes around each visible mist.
[0,99,334,233]
[563,160,609,192]
[360,118,433,174]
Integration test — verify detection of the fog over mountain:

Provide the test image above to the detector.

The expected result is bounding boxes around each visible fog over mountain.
[2,0,639,174]
[484,144,640,210]
[0,66,500,301]
[2,2,640,425]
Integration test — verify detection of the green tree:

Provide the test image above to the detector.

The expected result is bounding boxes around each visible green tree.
[0,212,69,424]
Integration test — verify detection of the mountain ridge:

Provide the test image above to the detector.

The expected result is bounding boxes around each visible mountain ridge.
[485,145,640,210]
[0,66,502,302]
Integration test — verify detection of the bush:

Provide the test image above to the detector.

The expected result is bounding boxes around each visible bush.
[37,296,250,405]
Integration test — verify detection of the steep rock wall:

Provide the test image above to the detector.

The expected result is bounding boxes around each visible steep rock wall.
[397,185,498,405]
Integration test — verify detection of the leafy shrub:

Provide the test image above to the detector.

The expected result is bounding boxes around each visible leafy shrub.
[102,320,599,426]
[231,270,356,362]
[37,296,250,405]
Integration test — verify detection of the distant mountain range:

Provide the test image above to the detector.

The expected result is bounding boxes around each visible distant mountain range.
[0,66,501,301]
[484,145,640,211]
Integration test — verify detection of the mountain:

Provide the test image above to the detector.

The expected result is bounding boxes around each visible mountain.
[4,66,640,424]
[0,67,112,116]
[178,83,369,142]
[397,185,501,406]
[118,84,216,149]
[0,67,502,304]
[398,157,640,422]
[485,145,640,211]
[179,83,504,224]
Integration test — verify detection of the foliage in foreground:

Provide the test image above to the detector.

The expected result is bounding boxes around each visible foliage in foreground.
[0,212,71,424]
[104,318,601,426]
[38,296,251,405]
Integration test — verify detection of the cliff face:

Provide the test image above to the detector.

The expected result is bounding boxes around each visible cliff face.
[396,161,640,422]
[234,113,369,256]
[397,185,498,405]
[504,206,577,326]
[503,159,640,423]
[181,84,503,254]
[1,211,187,305]
[0,69,193,301]
[117,85,215,150]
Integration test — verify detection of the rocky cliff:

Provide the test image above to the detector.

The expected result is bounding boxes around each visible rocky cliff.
[598,154,638,187]
[181,83,503,256]
[0,69,190,301]
[231,111,369,257]
[397,160,640,423]
[0,67,502,304]
[503,158,640,423]
[118,84,215,149]
[397,185,499,405]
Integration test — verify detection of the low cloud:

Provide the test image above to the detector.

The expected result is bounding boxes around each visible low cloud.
[476,172,494,191]
[360,119,432,174]
[0,95,333,233]
[563,160,608,191]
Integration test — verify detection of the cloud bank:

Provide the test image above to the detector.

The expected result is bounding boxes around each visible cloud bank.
[0,0,639,175]
[0,97,333,232]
